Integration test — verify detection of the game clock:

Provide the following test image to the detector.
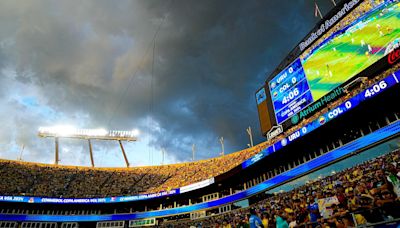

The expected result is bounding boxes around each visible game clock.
[364,81,387,98]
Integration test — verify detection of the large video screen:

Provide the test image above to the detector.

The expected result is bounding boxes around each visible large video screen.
[269,1,400,124]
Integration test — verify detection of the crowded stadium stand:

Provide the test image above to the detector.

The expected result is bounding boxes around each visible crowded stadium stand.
[162,149,400,227]
[1,0,400,227]
[0,146,261,198]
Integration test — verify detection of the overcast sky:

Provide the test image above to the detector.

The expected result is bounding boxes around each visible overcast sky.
[0,0,337,167]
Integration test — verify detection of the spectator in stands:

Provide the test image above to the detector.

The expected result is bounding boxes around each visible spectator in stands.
[248,208,263,228]
[260,213,268,228]
[274,210,288,228]
[307,193,320,225]
[221,219,232,228]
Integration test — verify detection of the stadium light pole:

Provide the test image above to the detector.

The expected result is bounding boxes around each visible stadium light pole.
[88,139,95,167]
[38,126,138,167]
[246,126,254,148]
[192,144,195,161]
[55,137,59,165]
[161,148,166,165]
[118,140,130,168]
[219,137,224,156]
[18,144,25,161]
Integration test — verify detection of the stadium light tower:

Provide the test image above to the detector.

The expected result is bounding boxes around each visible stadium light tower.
[219,137,224,156]
[192,144,195,161]
[246,126,254,148]
[18,144,25,161]
[161,148,166,165]
[38,126,138,167]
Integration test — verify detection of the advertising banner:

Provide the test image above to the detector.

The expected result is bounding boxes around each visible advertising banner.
[0,189,179,204]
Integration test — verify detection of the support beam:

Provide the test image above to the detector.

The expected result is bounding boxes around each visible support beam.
[55,137,59,165]
[119,140,130,168]
[18,144,25,161]
[219,137,224,156]
[192,144,195,161]
[88,139,95,167]
[161,148,165,165]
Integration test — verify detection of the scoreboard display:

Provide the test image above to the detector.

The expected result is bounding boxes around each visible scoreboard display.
[269,59,314,123]
[261,0,400,128]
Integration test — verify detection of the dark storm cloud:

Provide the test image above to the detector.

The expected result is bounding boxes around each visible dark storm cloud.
[0,0,337,164]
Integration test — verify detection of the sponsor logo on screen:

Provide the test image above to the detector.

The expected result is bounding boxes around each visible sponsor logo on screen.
[384,39,400,56]
[299,0,360,51]
[297,87,344,120]
[388,47,400,65]
[291,114,299,124]
[318,116,326,125]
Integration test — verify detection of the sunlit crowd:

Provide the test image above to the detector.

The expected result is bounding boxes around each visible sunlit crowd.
[0,146,261,198]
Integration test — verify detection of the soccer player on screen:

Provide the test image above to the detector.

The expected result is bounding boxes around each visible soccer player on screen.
[326,64,333,78]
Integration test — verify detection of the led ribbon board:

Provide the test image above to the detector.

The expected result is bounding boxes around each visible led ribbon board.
[0,179,215,204]
[1,119,399,221]
[0,189,179,204]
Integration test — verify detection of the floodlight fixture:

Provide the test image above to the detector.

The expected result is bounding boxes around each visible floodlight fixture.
[38,126,139,167]
[38,126,138,141]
